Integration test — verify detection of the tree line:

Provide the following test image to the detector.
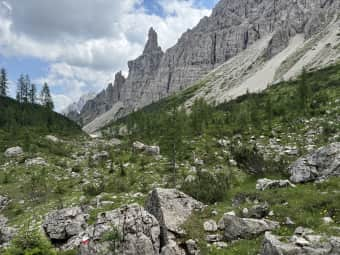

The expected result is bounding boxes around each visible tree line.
[0,67,54,110]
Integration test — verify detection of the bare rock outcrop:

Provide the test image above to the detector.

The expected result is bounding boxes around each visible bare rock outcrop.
[0,215,16,248]
[256,178,296,191]
[289,142,340,183]
[43,207,88,246]
[81,0,339,133]
[145,188,204,252]
[261,229,340,255]
[79,204,160,255]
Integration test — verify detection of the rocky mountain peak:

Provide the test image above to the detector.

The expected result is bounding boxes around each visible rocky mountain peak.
[143,27,162,54]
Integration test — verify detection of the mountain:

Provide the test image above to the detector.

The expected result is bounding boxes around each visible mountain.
[62,92,96,121]
[79,0,339,133]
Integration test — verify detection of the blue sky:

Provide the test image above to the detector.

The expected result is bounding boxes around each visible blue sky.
[0,0,218,112]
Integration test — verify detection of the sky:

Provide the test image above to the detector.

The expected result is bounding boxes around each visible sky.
[0,0,218,112]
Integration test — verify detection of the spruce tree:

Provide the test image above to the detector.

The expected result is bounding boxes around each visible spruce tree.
[40,82,54,110]
[16,74,25,103]
[29,83,37,104]
[0,68,8,97]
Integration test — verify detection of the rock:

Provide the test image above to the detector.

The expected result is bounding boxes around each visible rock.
[247,203,269,219]
[205,234,222,243]
[256,178,296,191]
[91,151,109,161]
[285,217,295,226]
[261,230,340,255]
[218,214,279,241]
[0,196,9,211]
[214,242,228,248]
[145,188,204,246]
[160,240,186,255]
[289,142,340,183]
[203,220,218,232]
[4,146,23,157]
[133,141,160,155]
[43,207,88,244]
[25,157,48,167]
[322,217,334,225]
[242,208,249,217]
[80,204,160,255]
[0,215,16,248]
[46,135,60,143]
[185,239,200,255]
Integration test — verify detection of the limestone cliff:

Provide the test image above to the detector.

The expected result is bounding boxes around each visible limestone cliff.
[80,0,339,133]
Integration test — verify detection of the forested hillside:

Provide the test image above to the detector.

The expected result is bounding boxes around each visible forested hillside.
[0,96,83,153]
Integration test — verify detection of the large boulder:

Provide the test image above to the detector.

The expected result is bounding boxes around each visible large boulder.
[79,204,160,255]
[256,178,296,191]
[43,207,88,245]
[261,230,340,255]
[145,188,204,247]
[289,142,340,183]
[133,141,160,156]
[4,146,23,158]
[0,215,16,248]
[218,214,279,241]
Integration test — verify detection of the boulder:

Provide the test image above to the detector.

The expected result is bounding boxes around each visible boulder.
[256,178,296,191]
[0,215,16,248]
[79,204,160,255]
[261,230,340,255]
[25,157,48,167]
[289,143,340,183]
[4,146,23,158]
[133,141,160,156]
[145,188,204,247]
[185,239,200,255]
[46,135,60,143]
[218,214,279,241]
[43,207,88,244]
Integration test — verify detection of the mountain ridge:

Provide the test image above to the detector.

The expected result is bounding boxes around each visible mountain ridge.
[75,0,339,133]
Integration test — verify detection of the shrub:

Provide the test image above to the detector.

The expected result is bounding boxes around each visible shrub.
[231,145,266,175]
[3,228,56,255]
[182,169,230,204]
[83,182,104,197]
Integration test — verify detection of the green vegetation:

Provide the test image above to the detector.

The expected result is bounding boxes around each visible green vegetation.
[0,63,339,254]
[0,96,83,154]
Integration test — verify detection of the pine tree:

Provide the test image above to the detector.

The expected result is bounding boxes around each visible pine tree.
[29,83,37,104]
[0,68,8,97]
[40,82,54,110]
[23,74,31,103]
[16,74,25,103]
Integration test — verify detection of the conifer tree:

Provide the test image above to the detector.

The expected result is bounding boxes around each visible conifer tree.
[40,82,54,110]
[29,83,37,104]
[16,74,25,103]
[0,68,8,97]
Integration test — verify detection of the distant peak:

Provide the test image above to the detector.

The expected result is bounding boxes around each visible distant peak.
[143,27,162,54]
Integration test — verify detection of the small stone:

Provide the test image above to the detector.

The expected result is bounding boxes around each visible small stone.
[204,220,218,232]
[322,217,334,224]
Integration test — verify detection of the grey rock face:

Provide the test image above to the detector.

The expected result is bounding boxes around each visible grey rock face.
[80,71,126,125]
[4,146,23,157]
[79,204,160,255]
[256,178,296,191]
[218,214,279,241]
[289,142,340,183]
[261,230,340,255]
[81,0,338,133]
[145,188,204,247]
[43,207,88,243]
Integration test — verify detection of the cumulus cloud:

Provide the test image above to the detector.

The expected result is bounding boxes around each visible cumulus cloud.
[0,0,212,112]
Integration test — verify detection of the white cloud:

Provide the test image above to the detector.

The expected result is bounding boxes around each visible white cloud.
[0,0,212,112]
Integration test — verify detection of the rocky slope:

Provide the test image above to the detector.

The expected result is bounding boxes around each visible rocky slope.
[80,0,339,133]
[62,92,96,121]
